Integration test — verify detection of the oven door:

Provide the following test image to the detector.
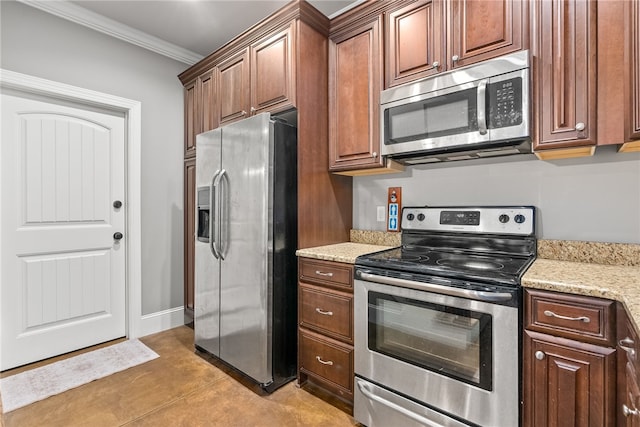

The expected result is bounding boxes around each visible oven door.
[354,273,520,427]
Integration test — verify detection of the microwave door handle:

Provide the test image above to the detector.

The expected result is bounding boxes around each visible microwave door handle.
[216,169,228,260]
[477,79,488,135]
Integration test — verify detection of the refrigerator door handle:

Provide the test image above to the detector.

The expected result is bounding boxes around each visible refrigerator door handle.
[217,169,229,258]
[210,170,222,259]
[213,169,226,260]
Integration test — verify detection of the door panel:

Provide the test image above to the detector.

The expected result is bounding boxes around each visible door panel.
[1,92,126,370]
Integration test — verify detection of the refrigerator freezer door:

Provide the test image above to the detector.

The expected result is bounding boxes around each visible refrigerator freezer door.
[194,127,222,357]
[219,113,273,384]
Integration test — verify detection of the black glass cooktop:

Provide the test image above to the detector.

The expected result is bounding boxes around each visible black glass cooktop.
[356,233,537,286]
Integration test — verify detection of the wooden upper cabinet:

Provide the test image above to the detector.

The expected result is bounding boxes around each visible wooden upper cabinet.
[625,0,640,146]
[251,22,296,115]
[532,0,597,154]
[385,0,444,87]
[184,79,198,157]
[199,69,218,134]
[217,23,296,127]
[384,0,526,87]
[449,0,526,69]
[329,15,384,171]
[217,48,250,126]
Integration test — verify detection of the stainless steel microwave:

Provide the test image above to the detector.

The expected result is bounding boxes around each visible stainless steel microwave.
[380,50,530,164]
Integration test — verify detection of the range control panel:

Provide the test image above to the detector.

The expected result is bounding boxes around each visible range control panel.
[401,206,535,236]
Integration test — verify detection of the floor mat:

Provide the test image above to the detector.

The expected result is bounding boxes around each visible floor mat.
[0,339,158,413]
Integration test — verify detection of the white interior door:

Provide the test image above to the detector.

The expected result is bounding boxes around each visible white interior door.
[1,91,127,370]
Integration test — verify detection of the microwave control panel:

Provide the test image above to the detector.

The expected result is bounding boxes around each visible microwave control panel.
[488,77,523,129]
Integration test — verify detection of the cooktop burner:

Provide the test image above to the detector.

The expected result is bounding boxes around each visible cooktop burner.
[355,206,537,287]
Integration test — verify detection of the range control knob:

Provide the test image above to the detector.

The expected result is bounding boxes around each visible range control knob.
[514,214,526,224]
[417,213,426,221]
[407,213,415,221]
[499,214,510,224]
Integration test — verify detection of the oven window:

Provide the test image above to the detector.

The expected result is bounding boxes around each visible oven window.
[368,291,492,390]
[384,87,478,144]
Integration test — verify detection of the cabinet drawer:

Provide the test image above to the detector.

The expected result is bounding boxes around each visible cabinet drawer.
[299,331,354,395]
[299,258,353,291]
[525,289,616,346]
[299,284,353,343]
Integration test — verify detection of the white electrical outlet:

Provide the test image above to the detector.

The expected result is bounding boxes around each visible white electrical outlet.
[377,206,386,222]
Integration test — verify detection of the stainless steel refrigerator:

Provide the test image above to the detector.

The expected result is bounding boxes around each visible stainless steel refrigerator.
[194,113,297,392]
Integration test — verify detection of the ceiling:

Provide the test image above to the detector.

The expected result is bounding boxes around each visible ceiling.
[64,0,360,60]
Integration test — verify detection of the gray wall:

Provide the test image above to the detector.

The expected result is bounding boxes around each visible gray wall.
[1,1,187,314]
[354,145,640,244]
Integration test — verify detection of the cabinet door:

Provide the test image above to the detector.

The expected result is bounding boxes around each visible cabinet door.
[329,16,384,171]
[385,0,444,87]
[199,69,218,134]
[183,158,196,318]
[449,0,526,69]
[626,0,640,143]
[217,48,250,126]
[184,79,198,158]
[533,0,597,151]
[251,22,296,115]
[523,331,616,427]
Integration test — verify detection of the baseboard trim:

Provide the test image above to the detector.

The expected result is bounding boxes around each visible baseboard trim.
[139,307,185,337]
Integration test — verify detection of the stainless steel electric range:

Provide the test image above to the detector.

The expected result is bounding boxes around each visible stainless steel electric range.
[353,206,536,427]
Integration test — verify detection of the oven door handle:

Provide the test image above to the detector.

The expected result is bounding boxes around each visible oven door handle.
[356,379,447,427]
[358,272,514,303]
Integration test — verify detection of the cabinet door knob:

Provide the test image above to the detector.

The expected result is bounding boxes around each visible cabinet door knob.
[575,122,585,131]
[250,107,256,114]
[372,152,378,158]
[241,110,247,116]
[535,351,545,360]
[452,55,459,62]
[432,61,440,69]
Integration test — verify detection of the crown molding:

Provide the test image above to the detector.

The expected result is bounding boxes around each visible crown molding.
[18,0,204,65]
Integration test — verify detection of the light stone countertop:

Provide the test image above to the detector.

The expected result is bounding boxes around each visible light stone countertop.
[296,242,392,264]
[298,232,640,334]
[523,258,640,330]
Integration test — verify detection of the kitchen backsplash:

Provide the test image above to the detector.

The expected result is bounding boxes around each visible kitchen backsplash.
[352,145,640,245]
[351,229,640,267]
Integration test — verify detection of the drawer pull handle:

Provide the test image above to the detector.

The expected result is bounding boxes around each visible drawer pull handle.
[619,337,636,358]
[314,270,334,277]
[623,404,640,417]
[543,310,590,323]
[315,308,333,316]
[316,356,334,366]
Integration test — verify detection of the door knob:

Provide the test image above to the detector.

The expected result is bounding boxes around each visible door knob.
[113,232,123,241]
[113,200,123,209]
[535,351,545,360]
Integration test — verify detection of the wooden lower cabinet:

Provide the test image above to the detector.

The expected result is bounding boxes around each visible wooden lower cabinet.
[618,304,640,426]
[183,158,196,323]
[523,330,617,426]
[298,257,354,406]
[523,288,617,426]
